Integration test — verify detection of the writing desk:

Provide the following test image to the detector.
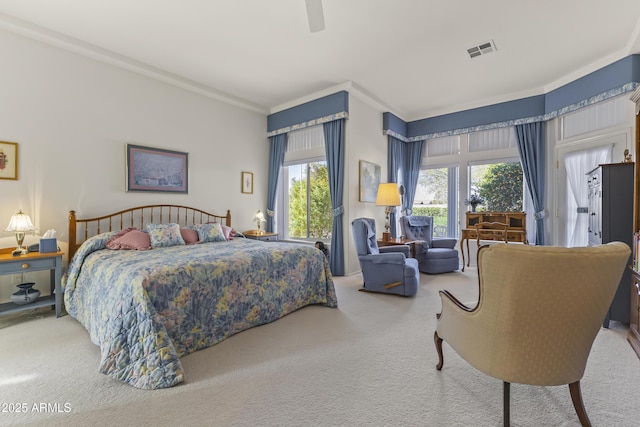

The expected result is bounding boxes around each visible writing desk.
[461,211,527,271]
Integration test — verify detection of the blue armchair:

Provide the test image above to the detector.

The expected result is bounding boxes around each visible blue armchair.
[400,216,459,274]
[351,218,420,297]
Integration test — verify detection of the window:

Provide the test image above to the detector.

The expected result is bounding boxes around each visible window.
[419,127,524,238]
[276,125,332,242]
[414,167,459,237]
[284,161,332,240]
[469,160,523,212]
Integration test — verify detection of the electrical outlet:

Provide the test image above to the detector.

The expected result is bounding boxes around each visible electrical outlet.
[12,273,24,285]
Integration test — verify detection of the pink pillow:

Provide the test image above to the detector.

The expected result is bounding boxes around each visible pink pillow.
[220,224,234,240]
[180,227,199,244]
[106,228,151,250]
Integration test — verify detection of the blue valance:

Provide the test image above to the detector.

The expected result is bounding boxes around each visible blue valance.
[267,91,349,137]
[385,54,640,141]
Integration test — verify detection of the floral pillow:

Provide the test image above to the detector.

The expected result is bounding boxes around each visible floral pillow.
[146,223,186,248]
[106,227,152,250]
[194,222,227,243]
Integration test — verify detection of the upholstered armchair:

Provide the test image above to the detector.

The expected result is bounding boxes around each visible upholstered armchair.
[351,218,420,297]
[434,242,630,426]
[399,216,459,274]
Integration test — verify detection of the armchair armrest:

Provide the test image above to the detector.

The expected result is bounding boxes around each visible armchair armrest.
[438,290,475,316]
[379,245,410,257]
[432,238,457,249]
[359,253,406,265]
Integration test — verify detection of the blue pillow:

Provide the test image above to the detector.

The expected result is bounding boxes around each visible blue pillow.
[194,223,227,243]
[146,223,186,248]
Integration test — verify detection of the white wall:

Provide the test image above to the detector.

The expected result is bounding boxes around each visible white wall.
[345,95,388,275]
[0,30,267,301]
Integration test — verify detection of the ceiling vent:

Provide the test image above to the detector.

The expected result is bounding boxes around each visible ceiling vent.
[467,40,497,59]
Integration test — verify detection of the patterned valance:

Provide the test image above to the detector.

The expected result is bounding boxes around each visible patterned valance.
[267,90,349,137]
[386,82,639,142]
[267,111,348,137]
[630,84,640,115]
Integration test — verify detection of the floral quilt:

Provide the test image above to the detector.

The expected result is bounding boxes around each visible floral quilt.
[63,233,337,389]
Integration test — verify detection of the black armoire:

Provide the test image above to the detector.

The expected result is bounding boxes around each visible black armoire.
[586,162,634,326]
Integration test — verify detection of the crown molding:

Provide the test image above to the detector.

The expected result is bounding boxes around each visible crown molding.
[0,13,268,115]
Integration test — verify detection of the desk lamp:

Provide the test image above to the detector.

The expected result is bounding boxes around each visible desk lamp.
[5,210,36,254]
[254,210,266,235]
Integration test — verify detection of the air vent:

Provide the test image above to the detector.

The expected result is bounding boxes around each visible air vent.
[467,40,497,59]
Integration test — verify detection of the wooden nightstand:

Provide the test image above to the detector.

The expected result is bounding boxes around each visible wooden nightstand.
[243,230,279,241]
[0,248,64,317]
[377,237,418,258]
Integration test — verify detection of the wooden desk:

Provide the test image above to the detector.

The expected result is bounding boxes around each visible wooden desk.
[460,229,527,271]
[461,211,528,271]
[377,238,419,258]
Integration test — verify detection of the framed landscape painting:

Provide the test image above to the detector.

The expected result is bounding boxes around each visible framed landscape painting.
[359,160,381,202]
[126,144,188,193]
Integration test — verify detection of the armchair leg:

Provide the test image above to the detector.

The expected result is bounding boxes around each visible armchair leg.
[504,381,510,427]
[569,381,592,427]
[434,331,444,370]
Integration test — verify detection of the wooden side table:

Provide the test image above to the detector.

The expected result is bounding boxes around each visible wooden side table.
[377,237,418,258]
[0,248,64,317]
[243,230,279,241]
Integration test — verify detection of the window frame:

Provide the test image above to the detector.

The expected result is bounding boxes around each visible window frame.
[277,155,331,243]
[420,131,523,238]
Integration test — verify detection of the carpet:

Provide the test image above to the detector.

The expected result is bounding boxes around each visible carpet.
[1,268,638,426]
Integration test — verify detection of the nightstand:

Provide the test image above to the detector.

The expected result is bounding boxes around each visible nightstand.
[0,249,64,317]
[377,237,418,258]
[243,230,279,241]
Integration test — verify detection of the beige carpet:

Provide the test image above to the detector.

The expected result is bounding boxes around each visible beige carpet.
[1,268,639,427]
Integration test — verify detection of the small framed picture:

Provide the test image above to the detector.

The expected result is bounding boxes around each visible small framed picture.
[0,141,18,180]
[242,171,253,194]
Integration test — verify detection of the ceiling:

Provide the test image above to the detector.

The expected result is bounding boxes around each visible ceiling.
[1,0,640,121]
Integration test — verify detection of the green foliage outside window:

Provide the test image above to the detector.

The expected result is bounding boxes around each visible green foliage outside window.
[476,162,523,212]
[410,206,448,228]
[288,162,333,239]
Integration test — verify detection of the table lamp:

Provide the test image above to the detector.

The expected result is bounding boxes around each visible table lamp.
[376,183,401,241]
[5,210,36,254]
[254,210,266,234]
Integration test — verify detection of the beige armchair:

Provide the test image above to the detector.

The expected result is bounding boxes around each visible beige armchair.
[434,242,630,427]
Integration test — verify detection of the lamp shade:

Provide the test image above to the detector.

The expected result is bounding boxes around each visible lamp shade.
[5,210,36,232]
[375,183,401,207]
[254,210,266,222]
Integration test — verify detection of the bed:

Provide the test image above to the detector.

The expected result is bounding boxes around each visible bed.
[63,205,337,389]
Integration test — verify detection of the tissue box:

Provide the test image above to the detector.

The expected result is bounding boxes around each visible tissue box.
[40,238,57,253]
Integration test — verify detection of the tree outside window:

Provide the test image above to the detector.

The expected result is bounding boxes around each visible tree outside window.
[287,161,332,240]
[470,161,523,212]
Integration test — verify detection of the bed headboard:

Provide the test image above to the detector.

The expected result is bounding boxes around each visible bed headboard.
[68,204,231,262]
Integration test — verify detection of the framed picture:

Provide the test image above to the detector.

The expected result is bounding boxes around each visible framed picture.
[242,171,253,194]
[126,144,188,193]
[359,160,381,202]
[0,141,18,180]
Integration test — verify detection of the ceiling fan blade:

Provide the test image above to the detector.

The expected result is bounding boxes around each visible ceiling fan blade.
[305,0,325,32]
